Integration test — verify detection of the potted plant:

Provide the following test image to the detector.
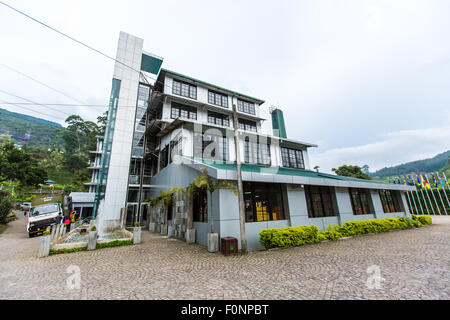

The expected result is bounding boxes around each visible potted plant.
[159,187,185,236]
[88,225,98,250]
[133,221,141,244]
[149,197,160,232]
[38,230,51,258]
[188,168,237,252]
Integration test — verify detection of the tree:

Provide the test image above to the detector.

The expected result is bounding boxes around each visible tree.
[332,165,372,180]
[188,168,237,234]
[159,186,186,234]
[97,111,108,136]
[0,190,13,225]
[0,142,47,186]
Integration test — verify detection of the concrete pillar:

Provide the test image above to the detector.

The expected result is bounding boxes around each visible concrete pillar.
[208,233,219,252]
[186,228,196,244]
[88,230,98,250]
[38,235,51,258]
[133,227,141,244]
[370,190,384,219]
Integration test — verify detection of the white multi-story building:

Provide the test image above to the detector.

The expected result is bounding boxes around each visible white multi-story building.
[94,32,414,250]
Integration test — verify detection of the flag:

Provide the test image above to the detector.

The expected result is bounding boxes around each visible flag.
[437,173,445,188]
[417,175,422,189]
[431,173,438,188]
[423,175,431,189]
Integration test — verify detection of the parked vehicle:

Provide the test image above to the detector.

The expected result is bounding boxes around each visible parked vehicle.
[27,203,63,237]
[21,202,32,212]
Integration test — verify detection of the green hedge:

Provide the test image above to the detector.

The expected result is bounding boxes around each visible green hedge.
[259,215,432,249]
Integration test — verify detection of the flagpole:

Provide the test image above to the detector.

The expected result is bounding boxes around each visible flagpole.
[420,175,436,215]
[432,172,447,215]
[403,176,418,214]
[416,175,429,214]
[443,172,450,191]
[427,174,442,215]
[411,175,424,214]
[436,172,450,215]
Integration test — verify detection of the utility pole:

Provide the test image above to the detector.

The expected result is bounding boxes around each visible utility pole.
[232,102,248,254]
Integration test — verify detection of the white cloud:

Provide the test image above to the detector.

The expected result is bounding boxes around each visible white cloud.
[309,126,450,173]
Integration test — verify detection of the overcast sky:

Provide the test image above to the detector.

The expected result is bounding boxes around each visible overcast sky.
[0,0,449,173]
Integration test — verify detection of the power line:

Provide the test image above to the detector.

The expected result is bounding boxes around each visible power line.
[0,100,66,122]
[0,1,154,87]
[0,63,87,105]
[0,89,72,117]
[0,102,144,109]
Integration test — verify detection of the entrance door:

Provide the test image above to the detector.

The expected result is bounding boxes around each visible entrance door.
[126,203,138,227]
[140,203,149,228]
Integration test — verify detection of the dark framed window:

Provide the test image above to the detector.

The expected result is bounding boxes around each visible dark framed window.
[349,188,373,215]
[281,147,305,169]
[170,102,197,120]
[159,145,169,170]
[379,190,401,213]
[193,188,208,222]
[237,99,255,115]
[244,139,271,165]
[208,90,228,108]
[193,132,228,161]
[207,111,230,127]
[305,185,337,218]
[238,119,257,132]
[169,136,183,164]
[172,79,197,99]
[244,182,286,222]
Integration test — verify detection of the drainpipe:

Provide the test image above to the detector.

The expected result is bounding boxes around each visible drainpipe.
[232,98,248,253]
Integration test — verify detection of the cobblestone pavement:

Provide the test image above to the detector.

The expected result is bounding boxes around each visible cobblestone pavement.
[1,212,449,300]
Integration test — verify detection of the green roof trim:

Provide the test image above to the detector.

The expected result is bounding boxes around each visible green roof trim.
[160,68,265,104]
[141,54,163,75]
[187,157,387,184]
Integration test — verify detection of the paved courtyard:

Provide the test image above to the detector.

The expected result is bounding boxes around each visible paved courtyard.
[0,212,449,300]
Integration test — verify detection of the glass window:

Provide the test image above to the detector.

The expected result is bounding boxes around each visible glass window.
[281,147,305,169]
[208,90,228,108]
[244,182,286,222]
[238,119,257,132]
[349,188,373,215]
[170,102,197,120]
[237,99,255,115]
[379,190,400,213]
[193,188,208,222]
[244,139,271,165]
[193,132,228,161]
[173,79,197,100]
[305,186,337,218]
[207,111,229,127]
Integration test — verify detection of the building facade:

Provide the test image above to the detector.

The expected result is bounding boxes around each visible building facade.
[94,31,415,250]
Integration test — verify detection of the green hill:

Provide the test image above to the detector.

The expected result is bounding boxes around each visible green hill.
[0,108,64,149]
[373,150,450,178]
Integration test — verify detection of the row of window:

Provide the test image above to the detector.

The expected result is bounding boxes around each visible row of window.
[305,186,402,218]
[172,79,256,115]
[192,184,404,223]
[171,103,258,132]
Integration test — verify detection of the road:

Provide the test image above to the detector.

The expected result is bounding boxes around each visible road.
[0,211,449,299]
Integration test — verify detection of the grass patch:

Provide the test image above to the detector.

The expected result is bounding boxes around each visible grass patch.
[0,224,7,234]
[31,195,63,207]
[49,239,133,255]
[96,239,133,249]
[49,247,87,255]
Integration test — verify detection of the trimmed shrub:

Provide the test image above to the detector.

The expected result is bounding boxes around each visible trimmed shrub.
[259,225,319,249]
[417,215,432,225]
[259,216,431,249]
